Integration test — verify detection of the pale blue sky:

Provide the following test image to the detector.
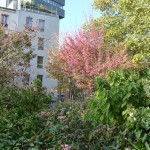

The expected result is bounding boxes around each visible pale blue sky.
[60,0,100,34]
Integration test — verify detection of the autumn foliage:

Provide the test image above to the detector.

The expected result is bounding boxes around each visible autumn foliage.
[58,27,130,89]
[47,25,130,90]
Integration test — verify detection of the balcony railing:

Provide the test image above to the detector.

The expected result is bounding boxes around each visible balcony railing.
[20,5,59,18]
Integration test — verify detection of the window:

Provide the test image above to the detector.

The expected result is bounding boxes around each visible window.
[37,75,43,83]
[1,14,8,27]
[43,0,63,8]
[38,37,44,50]
[37,56,43,68]
[26,17,32,28]
[39,19,45,31]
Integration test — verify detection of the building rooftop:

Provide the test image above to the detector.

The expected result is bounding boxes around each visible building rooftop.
[32,0,65,19]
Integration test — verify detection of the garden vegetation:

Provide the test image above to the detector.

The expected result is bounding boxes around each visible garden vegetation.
[0,0,150,149]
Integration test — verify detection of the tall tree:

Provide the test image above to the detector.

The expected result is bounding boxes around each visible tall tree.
[59,26,130,90]
[94,0,150,65]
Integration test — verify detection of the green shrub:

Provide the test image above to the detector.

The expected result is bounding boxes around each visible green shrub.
[121,107,150,149]
[0,79,51,114]
[84,68,150,126]
[83,68,150,149]
[0,79,53,149]
[0,112,45,149]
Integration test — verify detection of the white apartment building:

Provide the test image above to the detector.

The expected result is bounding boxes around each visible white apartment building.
[0,0,65,97]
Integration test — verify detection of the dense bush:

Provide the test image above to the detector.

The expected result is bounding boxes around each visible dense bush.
[0,79,51,113]
[34,101,120,149]
[0,99,122,149]
[0,112,45,149]
[0,79,52,149]
[84,68,150,126]
[84,68,150,149]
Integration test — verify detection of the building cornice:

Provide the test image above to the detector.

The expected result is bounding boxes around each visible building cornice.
[0,6,16,12]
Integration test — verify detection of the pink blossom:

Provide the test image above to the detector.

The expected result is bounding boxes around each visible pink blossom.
[59,26,130,90]
[58,116,66,119]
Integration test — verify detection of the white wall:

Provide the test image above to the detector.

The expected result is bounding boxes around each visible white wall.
[18,10,59,95]
[0,0,6,7]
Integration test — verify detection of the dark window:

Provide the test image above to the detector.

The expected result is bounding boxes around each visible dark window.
[1,14,8,27]
[37,75,43,83]
[38,37,44,50]
[26,17,32,28]
[37,56,43,68]
[39,19,45,31]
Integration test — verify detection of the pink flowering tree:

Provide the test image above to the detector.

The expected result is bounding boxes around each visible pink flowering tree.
[59,26,130,90]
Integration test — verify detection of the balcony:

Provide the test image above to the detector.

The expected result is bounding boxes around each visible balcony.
[33,0,65,19]
[20,4,59,18]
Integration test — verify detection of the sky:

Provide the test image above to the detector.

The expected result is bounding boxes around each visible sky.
[60,0,100,34]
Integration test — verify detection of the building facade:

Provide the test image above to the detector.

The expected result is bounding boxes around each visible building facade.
[0,0,65,96]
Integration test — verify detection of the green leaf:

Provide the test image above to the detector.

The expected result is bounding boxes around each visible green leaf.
[145,142,150,150]
[135,130,142,140]
[141,134,147,143]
